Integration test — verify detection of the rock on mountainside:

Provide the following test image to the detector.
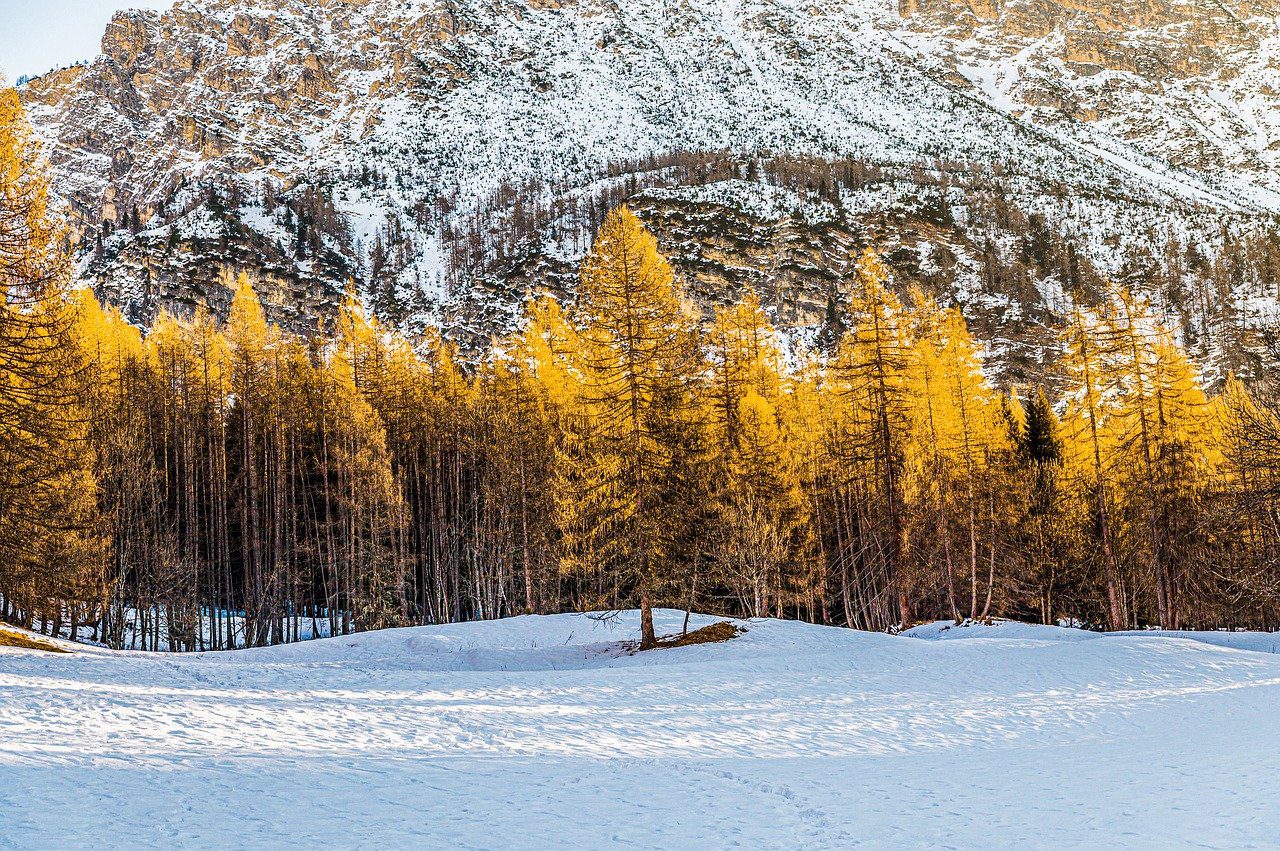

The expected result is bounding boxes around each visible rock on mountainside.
[17,0,1280,378]
[901,0,1280,193]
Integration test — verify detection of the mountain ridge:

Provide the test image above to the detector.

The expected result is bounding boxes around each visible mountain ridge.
[18,0,1280,378]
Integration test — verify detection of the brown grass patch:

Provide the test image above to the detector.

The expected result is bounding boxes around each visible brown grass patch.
[0,628,69,653]
[654,620,742,649]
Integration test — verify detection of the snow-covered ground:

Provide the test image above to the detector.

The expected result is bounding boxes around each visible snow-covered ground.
[3,611,1279,847]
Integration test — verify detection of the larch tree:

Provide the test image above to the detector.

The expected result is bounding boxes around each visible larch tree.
[706,290,785,449]
[337,291,469,625]
[778,351,835,624]
[706,290,808,618]
[1220,378,1280,625]
[0,86,106,632]
[912,294,1014,621]
[831,248,916,629]
[317,340,408,632]
[556,206,699,649]
[714,389,810,618]
[1108,290,1216,628]
[223,272,287,646]
[1059,297,1126,630]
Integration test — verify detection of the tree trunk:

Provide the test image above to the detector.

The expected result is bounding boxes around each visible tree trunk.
[639,581,657,650]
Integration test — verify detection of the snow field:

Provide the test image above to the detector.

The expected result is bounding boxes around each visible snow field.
[2,611,1279,847]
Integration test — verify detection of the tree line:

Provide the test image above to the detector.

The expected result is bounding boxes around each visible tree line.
[7,90,1280,649]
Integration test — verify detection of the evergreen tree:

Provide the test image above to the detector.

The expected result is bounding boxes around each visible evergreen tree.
[815,287,846,355]
[1014,386,1078,624]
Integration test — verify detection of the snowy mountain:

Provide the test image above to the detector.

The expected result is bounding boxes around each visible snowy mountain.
[18,0,1280,377]
[5,610,1280,844]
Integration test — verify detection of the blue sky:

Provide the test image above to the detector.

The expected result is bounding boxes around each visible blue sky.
[0,0,175,82]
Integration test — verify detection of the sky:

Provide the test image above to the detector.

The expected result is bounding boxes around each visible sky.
[0,0,175,82]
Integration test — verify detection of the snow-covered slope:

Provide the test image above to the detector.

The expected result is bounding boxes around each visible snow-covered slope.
[16,0,1280,378]
[4,610,1280,846]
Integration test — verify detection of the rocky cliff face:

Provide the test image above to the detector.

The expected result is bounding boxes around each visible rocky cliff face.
[17,0,1280,379]
[898,0,1280,190]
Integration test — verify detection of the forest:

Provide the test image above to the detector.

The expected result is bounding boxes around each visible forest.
[6,90,1280,651]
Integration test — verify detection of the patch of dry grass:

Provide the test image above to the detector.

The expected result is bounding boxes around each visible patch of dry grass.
[0,628,69,653]
[654,620,742,649]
